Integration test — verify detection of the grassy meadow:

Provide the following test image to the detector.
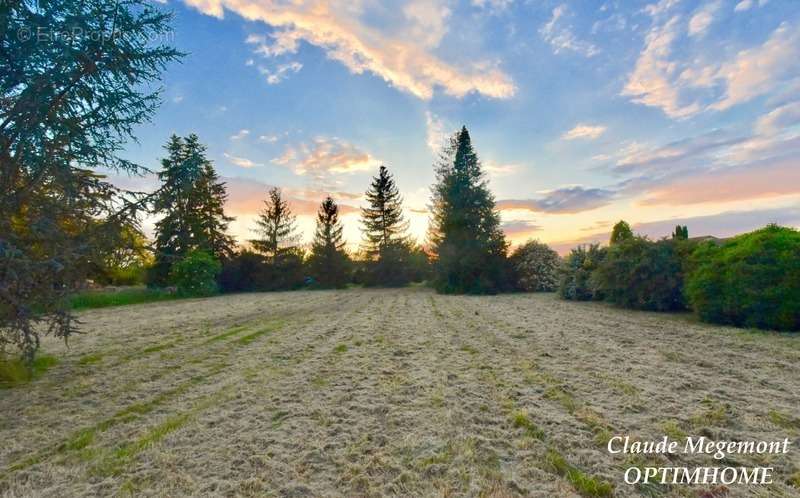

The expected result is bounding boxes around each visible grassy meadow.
[1,288,798,497]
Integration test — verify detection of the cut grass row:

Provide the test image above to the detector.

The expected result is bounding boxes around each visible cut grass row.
[0,318,286,480]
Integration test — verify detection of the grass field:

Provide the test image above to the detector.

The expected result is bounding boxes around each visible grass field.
[1,288,798,497]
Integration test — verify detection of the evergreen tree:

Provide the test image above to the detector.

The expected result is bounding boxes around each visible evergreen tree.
[0,0,180,362]
[429,126,509,294]
[250,187,300,263]
[309,197,350,288]
[672,225,688,240]
[151,135,233,286]
[610,220,634,245]
[360,166,412,286]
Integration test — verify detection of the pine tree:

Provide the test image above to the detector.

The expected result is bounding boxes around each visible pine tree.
[309,197,350,288]
[184,135,235,259]
[428,126,509,294]
[360,165,411,285]
[250,187,300,264]
[151,134,233,286]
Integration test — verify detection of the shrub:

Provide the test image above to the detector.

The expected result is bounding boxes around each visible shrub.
[685,224,800,331]
[219,250,270,293]
[169,250,221,297]
[558,244,606,301]
[510,240,561,292]
[592,237,689,311]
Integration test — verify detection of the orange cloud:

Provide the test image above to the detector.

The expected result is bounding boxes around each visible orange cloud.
[185,0,515,100]
[640,157,800,206]
[223,176,360,216]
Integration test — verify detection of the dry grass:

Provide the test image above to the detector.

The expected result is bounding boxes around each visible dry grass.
[0,288,798,497]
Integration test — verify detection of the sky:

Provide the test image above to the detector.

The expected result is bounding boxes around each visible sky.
[118,0,800,253]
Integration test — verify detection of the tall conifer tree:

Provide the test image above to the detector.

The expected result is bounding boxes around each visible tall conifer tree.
[360,166,411,285]
[250,187,300,263]
[151,134,233,285]
[428,126,509,293]
[309,197,349,288]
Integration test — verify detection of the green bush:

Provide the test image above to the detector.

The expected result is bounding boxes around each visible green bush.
[558,244,606,301]
[169,250,221,297]
[511,240,561,292]
[592,236,689,311]
[686,224,800,331]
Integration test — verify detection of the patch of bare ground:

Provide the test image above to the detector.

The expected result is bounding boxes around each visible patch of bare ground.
[1,289,798,497]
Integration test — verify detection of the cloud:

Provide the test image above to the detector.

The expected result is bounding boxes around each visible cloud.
[734,0,752,12]
[621,15,702,119]
[501,220,542,238]
[540,4,600,57]
[708,23,800,112]
[483,160,519,176]
[623,13,800,118]
[230,129,250,140]
[272,137,379,180]
[259,134,279,143]
[754,101,800,136]
[548,206,800,255]
[425,111,446,154]
[223,176,359,217]
[193,0,515,100]
[498,186,615,214]
[613,130,746,173]
[562,123,607,140]
[687,1,720,38]
[258,61,302,85]
[224,152,263,168]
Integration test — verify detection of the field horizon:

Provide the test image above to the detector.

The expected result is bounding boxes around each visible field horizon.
[2,288,798,497]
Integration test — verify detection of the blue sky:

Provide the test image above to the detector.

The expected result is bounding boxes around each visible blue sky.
[120,0,800,252]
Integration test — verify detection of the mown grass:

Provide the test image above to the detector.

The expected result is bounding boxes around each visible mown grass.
[0,354,59,388]
[70,288,180,310]
[545,448,614,497]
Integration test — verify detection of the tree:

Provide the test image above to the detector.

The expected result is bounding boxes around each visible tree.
[558,244,606,301]
[360,166,412,286]
[251,187,300,263]
[686,224,800,331]
[1,0,180,362]
[428,126,510,294]
[308,197,350,288]
[150,135,234,286]
[510,240,561,292]
[610,220,633,245]
[250,188,305,290]
[672,225,688,240]
[170,250,221,297]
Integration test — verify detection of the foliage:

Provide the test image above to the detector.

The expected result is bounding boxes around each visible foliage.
[685,224,800,331]
[428,127,510,294]
[89,223,153,286]
[510,240,561,292]
[609,220,633,245]
[558,245,606,301]
[672,225,688,240]
[70,288,178,310]
[169,250,221,297]
[308,197,351,288]
[0,0,180,362]
[150,135,234,286]
[591,237,689,311]
[219,250,270,293]
[250,187,300,263]
[360,166,413,286]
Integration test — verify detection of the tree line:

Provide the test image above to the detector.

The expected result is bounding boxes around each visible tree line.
[140,126,512,297]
